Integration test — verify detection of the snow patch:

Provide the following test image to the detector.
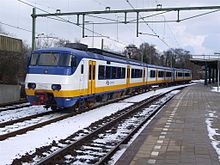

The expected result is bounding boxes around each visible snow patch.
[191,79,204,83]
[205,111,220,161]
[0,105,51,123]
[211,87,220,93]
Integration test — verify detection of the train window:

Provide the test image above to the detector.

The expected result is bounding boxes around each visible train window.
[117,67,121,79]
[30,53,39,65]
[122,68,125,78]
[136,69,140,78]
[140,70,143,78]
[93,65,95,80]
[158,71,164,78]
[81,64,84,74]
[89,65,92,80]
[106,66,111,79]
[38,53,60,66]
[150,70,156,78]
[30,53,74,67]
[166,72,172,77]
[131,69,142,78]
[98,65,105,80]
[185,73,190,77]
[71,56,78,67]
[59,55,72,67]
[178,72,183,77]
[112,67,117,79]
[131,69,135,78]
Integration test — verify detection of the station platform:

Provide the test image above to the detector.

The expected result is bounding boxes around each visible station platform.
[115,83,220,165]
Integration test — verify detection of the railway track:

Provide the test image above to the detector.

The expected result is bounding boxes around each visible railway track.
[0,94,132,141]
[35,91,177,165]
[12,88,181,165]
[0,101,31,112]
[0,110,54,128]
[0,110,74,141]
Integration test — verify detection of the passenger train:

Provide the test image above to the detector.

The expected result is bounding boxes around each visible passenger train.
[25,44,192,110]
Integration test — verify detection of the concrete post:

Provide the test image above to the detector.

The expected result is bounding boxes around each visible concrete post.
[212,68,215,83]
[218,61,220,91]
[205,62,208,85]
[208,66,211,84]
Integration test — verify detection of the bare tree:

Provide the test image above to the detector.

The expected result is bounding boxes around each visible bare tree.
[139,43,160,65]
[35,37,55,49]
[123,44,140,60]
[54,38,70,47]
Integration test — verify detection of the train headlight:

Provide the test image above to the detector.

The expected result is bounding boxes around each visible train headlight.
[28,83,36,89]
[51,84,61,91]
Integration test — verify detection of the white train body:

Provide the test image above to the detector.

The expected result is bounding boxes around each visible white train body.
[25,47,192,109]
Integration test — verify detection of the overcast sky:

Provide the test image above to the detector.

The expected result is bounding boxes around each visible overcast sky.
[1,0,220,55]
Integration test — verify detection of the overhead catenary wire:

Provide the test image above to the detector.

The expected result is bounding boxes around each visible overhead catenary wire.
[15,0,220,51]
[125,0,171,49]
[166,22,181,48]
[91,0,147,46]
[17,0,128,47]
[0,20,32,33]
[125,0,186,63]
[180,9,220,22]
[90,0,138,48]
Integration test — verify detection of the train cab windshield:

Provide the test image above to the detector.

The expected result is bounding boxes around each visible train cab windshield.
[30,53,74,67]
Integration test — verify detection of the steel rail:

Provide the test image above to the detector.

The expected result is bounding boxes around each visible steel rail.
[0,102,30,113]
[0,110,55,127]
[0,94,131,141]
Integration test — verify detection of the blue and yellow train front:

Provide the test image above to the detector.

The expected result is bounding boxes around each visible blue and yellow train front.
[25,48,80,109]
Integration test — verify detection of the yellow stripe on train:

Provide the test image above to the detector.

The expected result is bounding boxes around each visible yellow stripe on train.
[25,79,189,98]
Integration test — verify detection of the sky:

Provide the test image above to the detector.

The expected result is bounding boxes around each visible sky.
[0,0,220,55]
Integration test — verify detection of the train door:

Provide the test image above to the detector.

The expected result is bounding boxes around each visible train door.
[79,61,84,95]
[142,67,145,83]
[146,67,149,83]
[126,65,130,87]
[88,60,96,94]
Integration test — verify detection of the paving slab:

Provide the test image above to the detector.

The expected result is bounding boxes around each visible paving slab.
[115,83,220,165]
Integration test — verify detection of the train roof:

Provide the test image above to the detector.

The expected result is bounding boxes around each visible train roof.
[174,68,191,72]
[32,47,190,71]
[32,47,143,66]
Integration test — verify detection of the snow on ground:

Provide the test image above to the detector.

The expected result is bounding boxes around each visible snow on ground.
[0,113,64,136]
[0,106,51,123]
[0,84,193,165]
[0,102,133,165]
[123,83,195,103]
[191,79,204,83]
[211,87,220,93]
[206,110,220,161]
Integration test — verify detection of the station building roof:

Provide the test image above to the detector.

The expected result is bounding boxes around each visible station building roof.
[190,56,220,68]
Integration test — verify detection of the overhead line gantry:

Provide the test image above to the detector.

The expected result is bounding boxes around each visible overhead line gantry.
[31,5,220,49]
